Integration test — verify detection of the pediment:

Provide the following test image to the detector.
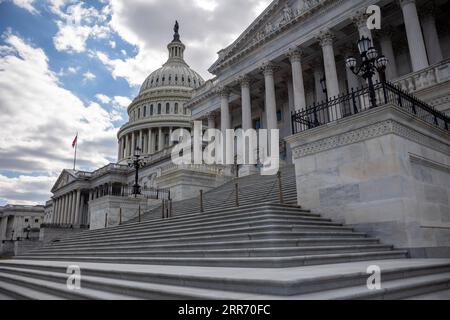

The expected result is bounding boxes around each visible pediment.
[209,0,331,74]
[51,170,77,193]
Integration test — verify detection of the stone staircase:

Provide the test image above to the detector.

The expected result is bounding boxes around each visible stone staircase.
[1,167,450,299]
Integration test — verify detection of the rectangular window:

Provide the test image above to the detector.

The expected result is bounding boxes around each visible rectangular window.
[25,218,29,223]
[144,106,147,117]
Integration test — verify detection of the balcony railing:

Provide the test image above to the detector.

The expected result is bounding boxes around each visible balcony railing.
[120,186,171,200]
[291,81,450,135]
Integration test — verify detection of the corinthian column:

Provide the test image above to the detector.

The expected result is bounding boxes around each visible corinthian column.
[239,76,252,131]
[262,62,278,130]
[420,3,443,65]
[376,28,398,80]
[219,87,231,133]
[288,48,307,111]
[318,29,340,100]
[131,132,136,155]
[399,0,429,71]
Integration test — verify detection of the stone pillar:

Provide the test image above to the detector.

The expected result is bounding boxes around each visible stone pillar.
[420,4,443,65]
[377,29,398,80]
[240,76,253,131]
[67,192,74,225]
[74,190,81,226]
[158,127,164,151]
[341,45,361,91]
[313,65,327,103]
[288,49,307,111]
[139,130,143,151]
[0,216,8,241]
[169,127,174,146]
[318,29,340,100]
[399,0,429,71]
[152,130,157,153]
[123,136,128,158]
[59,195,66,225]
[131,131,136,155]
[148,129,153,154]
[219,88,231,133]
[51,198,57,224]
[56,197,62,224]
[207,113,216,129]
[262,62,278,130]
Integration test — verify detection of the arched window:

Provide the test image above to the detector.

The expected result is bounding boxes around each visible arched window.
[137,108,141,119]
[166,103,170,114]
[150,104,154,116]
[144,106,147,117]
[174,103,178,114]
[157,104,161,114]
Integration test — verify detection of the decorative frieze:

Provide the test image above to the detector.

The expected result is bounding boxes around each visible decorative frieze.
[292,119,450,159]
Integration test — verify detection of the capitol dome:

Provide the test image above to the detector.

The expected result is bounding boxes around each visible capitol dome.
[139,24,204,94]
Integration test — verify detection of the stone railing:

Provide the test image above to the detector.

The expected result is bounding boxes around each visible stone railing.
[160,163,231,177]
[394,58,450,93]
[91,163,130,178]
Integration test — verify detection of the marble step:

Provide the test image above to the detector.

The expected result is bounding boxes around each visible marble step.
[0,272,138,300]
[16,250,408,268]
[33,225,363,250]
[0,280,62,300]
[32,237,380,253]
[2,259,449,298]
[57,209,326,243]
[47,221,352,247]
[23,244,394,259]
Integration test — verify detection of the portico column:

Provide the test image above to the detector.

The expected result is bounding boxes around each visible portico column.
[51,199,57,224]
[60,195,66,225]
[219,88,231,132]
[74,190,81,226]
[399,0,429,71]
[318,29,340,100]
[67,192,73,225]
[377,29,398,80]
[288,49,307,111]
[56,197,62,224]
[240,76,252,131]
[421,4,443,65]
[342,45,361,90]
[0,215,8,241]
[123,136,128,158]
[158,127,164,151]
[148,129,153,154]
[139,130,143,151]
[313,64,327,103]
[64,194,70,224]
[207,113,216,130]
[169,127,174,146]
[131,131,136,154]
[262,62,278,130]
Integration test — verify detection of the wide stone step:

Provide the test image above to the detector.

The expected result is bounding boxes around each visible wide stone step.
[0,272,137,300]
[16,250,408,268]
[22,244,394,259]
[50,220,351,246]
[30,237,380,253]
[58,210,329,242]
[0,280,62,300]
[33,225,362,249]
[2,259,449,298]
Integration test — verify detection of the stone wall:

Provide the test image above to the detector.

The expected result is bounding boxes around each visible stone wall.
[286,103,450,258]
[88,196,155,230]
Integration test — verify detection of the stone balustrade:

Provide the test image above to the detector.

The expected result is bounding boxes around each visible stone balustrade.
[394,58,450,93]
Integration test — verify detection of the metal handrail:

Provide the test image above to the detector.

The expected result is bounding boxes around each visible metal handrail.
[292,81,450,134]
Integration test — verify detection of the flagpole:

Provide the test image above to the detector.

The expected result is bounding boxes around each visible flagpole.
[73,133,78,171]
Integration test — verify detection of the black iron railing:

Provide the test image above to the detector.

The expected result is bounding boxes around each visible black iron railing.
[120,186,171,200]
[291,81,450,134]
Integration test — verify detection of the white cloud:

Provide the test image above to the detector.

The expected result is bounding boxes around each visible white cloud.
[95,93,111,104]
[94,0,272,86]
[113,96,131,108]
[82,70,96,81]
[0,33,118,204]
[52,2,111,53]
[12,0,38,15]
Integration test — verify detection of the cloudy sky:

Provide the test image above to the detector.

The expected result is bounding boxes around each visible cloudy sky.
[0,0,271,206]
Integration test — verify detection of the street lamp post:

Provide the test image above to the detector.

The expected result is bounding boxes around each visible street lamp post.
[345,36,388,109]
[128,147,145,198]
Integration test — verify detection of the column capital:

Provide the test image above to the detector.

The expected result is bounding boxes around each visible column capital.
[238,75,251,88]
[399,0,416,8]
[351,9,369,29]
[261,62,277,76]
[217,86,230,97]
[287,47,303,63]
[317,29,335,47]
[206,111,217,121]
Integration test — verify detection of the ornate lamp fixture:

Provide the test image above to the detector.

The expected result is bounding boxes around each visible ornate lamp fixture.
[345,36,388,109]
[127,147,145,197]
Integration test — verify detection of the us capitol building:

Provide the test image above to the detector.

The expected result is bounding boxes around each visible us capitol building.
[3,0,448,261]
